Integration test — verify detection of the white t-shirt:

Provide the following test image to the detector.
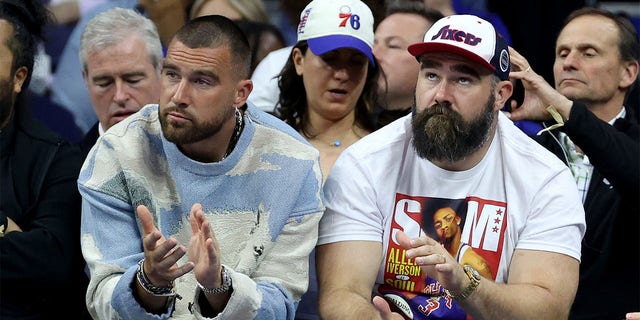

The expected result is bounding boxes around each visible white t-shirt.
[248,46,292,113]
[318,112,585,319]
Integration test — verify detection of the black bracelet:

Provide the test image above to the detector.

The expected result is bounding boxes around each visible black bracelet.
[136,259,176,296]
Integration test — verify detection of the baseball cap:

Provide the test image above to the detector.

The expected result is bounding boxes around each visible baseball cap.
[296,0,375,66]
[408,14,510,80]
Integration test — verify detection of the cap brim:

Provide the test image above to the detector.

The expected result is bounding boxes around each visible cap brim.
[308,35,375,67]
[407,42,495,72]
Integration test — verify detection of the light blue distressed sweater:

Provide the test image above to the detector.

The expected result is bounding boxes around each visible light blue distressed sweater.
[78,104,324,319]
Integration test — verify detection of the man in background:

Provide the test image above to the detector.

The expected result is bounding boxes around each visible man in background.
[77,7,162,155]
[372,1,442,128]
[0,0,88,318]
[508,7,639,319]
[49,0,191,139]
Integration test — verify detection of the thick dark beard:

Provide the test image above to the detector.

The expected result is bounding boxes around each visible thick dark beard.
[0,78,15,130]
[411,95,495,163]
[159,105,233,145]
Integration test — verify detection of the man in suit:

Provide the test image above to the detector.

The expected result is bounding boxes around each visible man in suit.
[508,7,639,319]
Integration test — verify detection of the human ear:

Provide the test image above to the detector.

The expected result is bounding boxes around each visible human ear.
[292,48,304,76]
[12,66,27,94]
[495,79,514,111]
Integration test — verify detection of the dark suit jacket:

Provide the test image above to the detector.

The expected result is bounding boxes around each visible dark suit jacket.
[535,103,639,320]
[0,107,90,319]
[78,122,99,158]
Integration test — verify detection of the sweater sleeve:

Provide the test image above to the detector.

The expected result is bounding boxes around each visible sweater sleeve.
[191,210,323,320]
[79,185,166,320]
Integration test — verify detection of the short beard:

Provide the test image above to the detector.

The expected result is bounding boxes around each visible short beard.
[159,106,234,145]
[411,94,496,163]
[0,78,16,129]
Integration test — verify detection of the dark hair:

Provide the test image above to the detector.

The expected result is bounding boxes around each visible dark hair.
[376,1,444,113]
[278,0,311,28]
[234,19,286,74]
[0,0,51,90]
[276,41,379,135]
[385,1,444,25]
[175,15,252,79]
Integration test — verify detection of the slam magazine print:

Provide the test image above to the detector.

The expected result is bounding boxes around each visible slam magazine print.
[377,194,507,319]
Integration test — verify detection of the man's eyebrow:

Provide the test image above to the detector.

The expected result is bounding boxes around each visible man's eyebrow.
[162,60,177,70]
[559,43,601,53]
[451,64,481,78]
[419,58,442,69]
[92,70,148,82]
[161,62,219,82]
[91,74,113,82]
[122,71,147,77]
[420,57,483,78]
[192,70,219,82]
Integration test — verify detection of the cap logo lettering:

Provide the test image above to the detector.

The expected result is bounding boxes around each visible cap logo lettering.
[499,48,509,73]
[338,5,361,30]
[430,25,482,46]
[297,8,311,34]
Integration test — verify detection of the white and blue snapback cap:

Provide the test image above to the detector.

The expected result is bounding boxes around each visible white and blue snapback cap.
[296,0,375,66]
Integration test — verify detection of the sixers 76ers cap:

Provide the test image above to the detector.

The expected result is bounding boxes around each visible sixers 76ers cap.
[296,0,375,66]
[408,14,510,80]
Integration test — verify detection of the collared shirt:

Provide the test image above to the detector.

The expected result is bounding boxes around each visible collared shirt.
[559,107,626,203]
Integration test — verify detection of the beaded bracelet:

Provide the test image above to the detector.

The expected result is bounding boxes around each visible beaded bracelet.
[136,259,176,297]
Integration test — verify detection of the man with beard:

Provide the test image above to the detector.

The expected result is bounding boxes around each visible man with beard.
[77,15,324,319]
[316,14,586,320]
[0,0,89,318]
[507,8,639,319]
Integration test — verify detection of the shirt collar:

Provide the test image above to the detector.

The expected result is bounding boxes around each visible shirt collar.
[608,107,626,125]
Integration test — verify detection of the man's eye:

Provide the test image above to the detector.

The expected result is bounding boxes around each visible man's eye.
[195,79,210,86]
[95,81,112,88]
[164,71,179,79]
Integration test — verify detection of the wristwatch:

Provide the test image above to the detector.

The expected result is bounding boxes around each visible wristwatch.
[198,265,232,295]
[444,265,481,302]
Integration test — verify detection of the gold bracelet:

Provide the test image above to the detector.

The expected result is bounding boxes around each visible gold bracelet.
[536,105,565,135]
